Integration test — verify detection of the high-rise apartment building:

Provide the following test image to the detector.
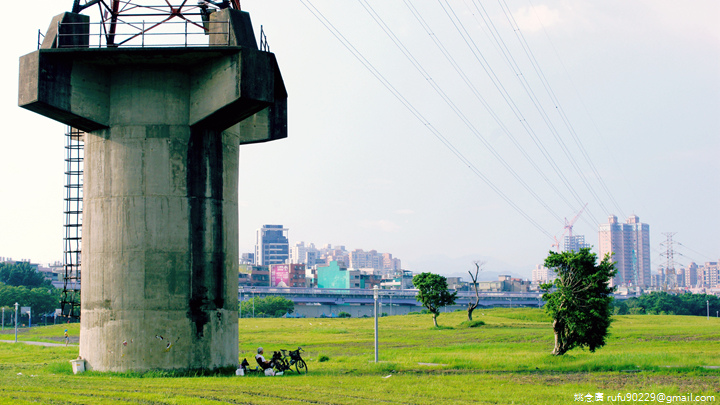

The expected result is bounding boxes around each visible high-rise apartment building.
[684,262,698,288]
[598,215,651,287]
[381,253,401,271]
[700,262,719,287]
[255,225,289,266]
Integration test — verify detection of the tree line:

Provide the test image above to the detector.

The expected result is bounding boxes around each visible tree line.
[614,292,720,316]
[0,262,61,316]
[240,296,294,318]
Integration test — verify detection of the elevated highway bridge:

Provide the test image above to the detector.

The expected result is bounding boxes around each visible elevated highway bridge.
[239,287,545,317]
[240,287,542,306]
[238,287,635,318]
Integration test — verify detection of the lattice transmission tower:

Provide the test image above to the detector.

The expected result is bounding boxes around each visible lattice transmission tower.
[659,232,678,291]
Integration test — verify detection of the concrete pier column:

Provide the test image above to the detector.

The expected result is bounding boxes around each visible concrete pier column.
[19,9,286,372]
[82,120,240,371]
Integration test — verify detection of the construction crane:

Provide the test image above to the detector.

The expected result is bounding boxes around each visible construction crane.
[551,203,588,253]
[550,236,561,253]
[564,203,588,238]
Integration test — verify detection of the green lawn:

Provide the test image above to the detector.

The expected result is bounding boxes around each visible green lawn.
[0,308,718,404]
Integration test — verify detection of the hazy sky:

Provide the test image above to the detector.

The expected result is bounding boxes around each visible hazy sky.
[1,1,718,279]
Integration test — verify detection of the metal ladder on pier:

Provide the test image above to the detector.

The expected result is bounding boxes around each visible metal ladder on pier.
[61,127,83,320]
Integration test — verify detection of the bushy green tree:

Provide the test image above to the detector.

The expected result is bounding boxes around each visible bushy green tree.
[0,263,60,316]
[412,272,457,327]
[541,248,616,356]
[0,284,61,315]
[0,262,52,289]
[240,296,294,318]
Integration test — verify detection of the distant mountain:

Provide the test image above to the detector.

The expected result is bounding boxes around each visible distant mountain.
[405,254,534,282]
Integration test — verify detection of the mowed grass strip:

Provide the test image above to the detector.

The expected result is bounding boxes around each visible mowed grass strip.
[0,308,718,404]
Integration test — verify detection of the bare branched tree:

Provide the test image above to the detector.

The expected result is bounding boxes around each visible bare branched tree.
[467,261,485,321]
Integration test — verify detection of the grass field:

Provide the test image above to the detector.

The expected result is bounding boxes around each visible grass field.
[0,308,718,404]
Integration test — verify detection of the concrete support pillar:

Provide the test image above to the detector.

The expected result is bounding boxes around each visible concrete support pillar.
[82,122,240,371]
[19,9,286,372]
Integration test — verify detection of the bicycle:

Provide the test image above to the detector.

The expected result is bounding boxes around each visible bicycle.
[271,347,307,374]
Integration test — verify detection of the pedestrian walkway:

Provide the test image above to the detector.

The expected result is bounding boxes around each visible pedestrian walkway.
[0,339,72,347]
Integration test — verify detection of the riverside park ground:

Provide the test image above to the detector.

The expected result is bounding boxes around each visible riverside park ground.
[0,308,718,404]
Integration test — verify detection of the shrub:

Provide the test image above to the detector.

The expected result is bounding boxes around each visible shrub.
[318,355,329,362]
[337,312,351,318]
[459,320,485,328]
[628,307,645,315]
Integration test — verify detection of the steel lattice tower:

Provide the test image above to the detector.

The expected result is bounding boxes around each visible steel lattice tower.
[660,232,678,290]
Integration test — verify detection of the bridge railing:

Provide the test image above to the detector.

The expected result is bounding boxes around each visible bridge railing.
[54,20,231,48]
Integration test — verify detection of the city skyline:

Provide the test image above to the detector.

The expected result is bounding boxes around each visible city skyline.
[1,1,718,279]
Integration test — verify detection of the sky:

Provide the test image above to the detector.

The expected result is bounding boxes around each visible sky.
[0,1,718,280]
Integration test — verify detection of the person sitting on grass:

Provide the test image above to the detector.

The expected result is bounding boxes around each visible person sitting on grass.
[255,347,282,376]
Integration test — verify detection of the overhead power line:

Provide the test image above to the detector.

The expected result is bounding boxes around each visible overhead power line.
[451,0,603,226]
[400,0,581,223]
[525,0,628,220]
[299,0,555,239]
[359,0,564,224]
[497,0,624,219]
[429,0,598,231]
[676,241,714,262]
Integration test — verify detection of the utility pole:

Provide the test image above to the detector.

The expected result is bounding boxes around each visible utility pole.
[14,303,19,343]
[373,285,379,363]
[239,287,243,319]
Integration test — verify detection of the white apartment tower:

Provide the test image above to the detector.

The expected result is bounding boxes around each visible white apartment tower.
[532,264,556,284]
[290,241,318,267]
